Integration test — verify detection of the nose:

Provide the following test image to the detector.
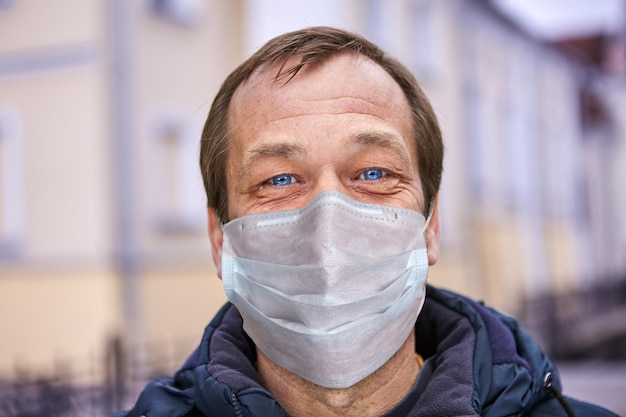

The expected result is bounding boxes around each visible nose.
[309,168,352,202]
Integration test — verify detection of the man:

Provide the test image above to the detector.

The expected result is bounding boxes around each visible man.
[115,27,617,417]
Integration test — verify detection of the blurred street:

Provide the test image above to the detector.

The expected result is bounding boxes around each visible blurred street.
[558,361,626,416]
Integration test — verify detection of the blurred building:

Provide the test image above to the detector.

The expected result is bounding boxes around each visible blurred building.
[390,0,626,356]
[0,0,245,381]
[0,0,625,396]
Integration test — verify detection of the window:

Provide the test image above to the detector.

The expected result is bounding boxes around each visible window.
[411,0,440,81]
[150,0,204,27]
[0,0,15,10]
[149,113,205,235]
[0,109,24,259]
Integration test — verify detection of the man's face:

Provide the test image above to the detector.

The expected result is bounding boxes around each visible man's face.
[208,53,439,273]
[228,54,423,217]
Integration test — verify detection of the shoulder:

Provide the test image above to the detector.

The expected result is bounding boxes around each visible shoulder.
[423,287,619,417]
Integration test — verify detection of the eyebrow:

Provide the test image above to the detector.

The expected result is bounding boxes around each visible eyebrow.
[248,142,305,159]
[240,142,306,176]
[354,132,413,167]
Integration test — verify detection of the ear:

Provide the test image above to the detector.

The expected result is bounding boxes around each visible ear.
[208,208,224,279]
[425,195,441,266]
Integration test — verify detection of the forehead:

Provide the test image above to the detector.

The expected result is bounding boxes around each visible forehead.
[229,53,414,143]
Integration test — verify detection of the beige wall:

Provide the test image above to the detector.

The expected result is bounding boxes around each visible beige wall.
[0,67,112,260]
[140,265,227,365]
[0,0,115,378]
[544,221,583,294]
[0,267,119,376]
[0,0,103,53]
[133,0,245,257]
[0,265,228,378]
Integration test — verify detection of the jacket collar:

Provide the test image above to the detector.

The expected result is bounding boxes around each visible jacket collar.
[128,285,561,417]
[413,286,559,416]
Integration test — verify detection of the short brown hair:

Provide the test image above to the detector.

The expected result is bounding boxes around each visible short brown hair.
[200,26,443,222]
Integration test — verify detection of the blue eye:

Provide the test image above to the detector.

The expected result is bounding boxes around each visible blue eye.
[271,174,296,186]
[360,168,385,181]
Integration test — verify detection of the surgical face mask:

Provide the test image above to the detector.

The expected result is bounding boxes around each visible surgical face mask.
[221,191,430,389]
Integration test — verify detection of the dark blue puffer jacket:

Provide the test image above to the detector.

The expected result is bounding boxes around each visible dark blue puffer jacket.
[112,286,618,416]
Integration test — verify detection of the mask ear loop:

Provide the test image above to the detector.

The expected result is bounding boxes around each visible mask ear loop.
[423,199,435,230]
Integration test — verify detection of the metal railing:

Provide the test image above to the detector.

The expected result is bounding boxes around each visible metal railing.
[521,278,626,359]
[0,335,197,417]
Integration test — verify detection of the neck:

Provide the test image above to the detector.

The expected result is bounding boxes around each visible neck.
[257,330,419,417]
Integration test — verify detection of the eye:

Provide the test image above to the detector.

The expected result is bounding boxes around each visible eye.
[359,168,386,181]
[270,174,296,186]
